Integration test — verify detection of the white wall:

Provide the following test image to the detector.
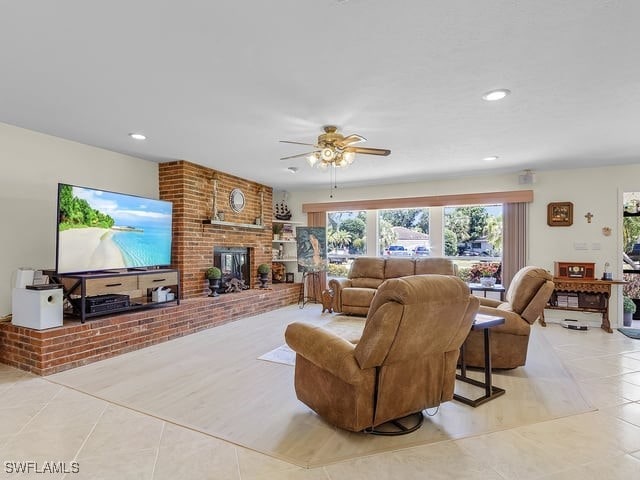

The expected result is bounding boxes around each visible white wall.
[0,123,158,316]
[284,163,640,327]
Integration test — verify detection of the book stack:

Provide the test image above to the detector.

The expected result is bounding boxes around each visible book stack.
[281,224,295,241]
[556,294,568,307]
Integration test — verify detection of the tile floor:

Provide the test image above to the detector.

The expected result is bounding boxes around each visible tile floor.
[0,316,639,479]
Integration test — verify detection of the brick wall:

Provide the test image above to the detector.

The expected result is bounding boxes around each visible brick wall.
[159,161,274,298]
[0,284,301,375]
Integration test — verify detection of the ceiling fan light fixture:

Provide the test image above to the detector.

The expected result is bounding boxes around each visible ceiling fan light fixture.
[343,151,355,164]
[482,89,511,101]
[321,147,336,161]
[306,153,319,167]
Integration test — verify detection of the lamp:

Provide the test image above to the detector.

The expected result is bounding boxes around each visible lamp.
[304,146,360,199]
[306,148,356,170]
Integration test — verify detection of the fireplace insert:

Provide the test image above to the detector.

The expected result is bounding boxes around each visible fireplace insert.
[213,247,250,293]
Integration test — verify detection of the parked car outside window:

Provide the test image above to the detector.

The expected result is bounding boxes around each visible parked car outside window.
[385,245,410,256]
[412,246,430,256]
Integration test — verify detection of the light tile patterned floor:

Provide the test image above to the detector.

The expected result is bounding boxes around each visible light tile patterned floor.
[0,310,639,479]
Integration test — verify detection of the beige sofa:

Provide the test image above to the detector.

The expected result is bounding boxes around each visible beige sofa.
[328,257,457,316]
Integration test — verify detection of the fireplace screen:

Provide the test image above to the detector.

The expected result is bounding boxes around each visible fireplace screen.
[213,247,250,293]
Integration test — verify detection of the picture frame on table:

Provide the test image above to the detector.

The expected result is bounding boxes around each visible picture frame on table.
[286,273,294,283]
[547,202,573,226]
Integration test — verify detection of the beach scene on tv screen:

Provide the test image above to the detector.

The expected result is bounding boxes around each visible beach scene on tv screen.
[57,185,173,273]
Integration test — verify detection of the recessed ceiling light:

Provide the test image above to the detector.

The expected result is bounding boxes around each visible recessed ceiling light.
[483,156,499,161]
[482,89,511,101]
[287,166,298,174]
[128,133,146,140]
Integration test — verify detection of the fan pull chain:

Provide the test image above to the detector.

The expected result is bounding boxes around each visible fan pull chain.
[329,164,338,198]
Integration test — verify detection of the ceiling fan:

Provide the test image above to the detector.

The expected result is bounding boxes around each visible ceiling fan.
[280,125,391,168]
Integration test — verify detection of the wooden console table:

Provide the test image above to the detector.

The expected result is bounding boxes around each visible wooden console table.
[544,278,625,333]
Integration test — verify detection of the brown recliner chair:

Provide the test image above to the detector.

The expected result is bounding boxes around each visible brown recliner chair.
[285,275,479,433]
[464,266,555,369]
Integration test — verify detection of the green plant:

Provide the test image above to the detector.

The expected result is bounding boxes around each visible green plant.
[205,267,222,279]
[623,295,636,314]
[272,223,283,235]
[257,263,270,274]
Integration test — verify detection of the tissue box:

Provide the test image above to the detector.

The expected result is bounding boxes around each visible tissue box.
[152,287,168,302]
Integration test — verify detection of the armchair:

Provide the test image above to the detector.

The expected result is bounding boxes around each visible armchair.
[285,275,479,433]
[464,266,554,369]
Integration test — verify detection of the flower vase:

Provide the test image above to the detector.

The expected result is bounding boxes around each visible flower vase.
[480,277,496,288]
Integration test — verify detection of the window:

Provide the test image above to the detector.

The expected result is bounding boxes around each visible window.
[444,204,503,283]
[327,211,367,277]
[324,203,503,283]
[378,208,430,257]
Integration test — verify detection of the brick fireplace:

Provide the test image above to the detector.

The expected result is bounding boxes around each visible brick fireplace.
[159,161,274,298]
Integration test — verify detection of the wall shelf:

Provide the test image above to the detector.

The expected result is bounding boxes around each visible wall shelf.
[202,219,264,230]
[272,219,304,225]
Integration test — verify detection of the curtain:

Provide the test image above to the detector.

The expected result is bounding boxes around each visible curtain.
[502,202,528,289]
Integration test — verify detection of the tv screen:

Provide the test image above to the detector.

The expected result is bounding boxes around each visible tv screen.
[56,183,173,274]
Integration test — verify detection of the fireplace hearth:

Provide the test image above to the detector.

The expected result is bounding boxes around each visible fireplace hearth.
[213,247,250,294]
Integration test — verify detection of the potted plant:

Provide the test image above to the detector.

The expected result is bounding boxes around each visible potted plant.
[272,223,283,241]
[205,267,222,297]
[257,263,270,289]
[623,295,636,327]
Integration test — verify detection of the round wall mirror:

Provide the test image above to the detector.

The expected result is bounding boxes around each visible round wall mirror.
[229,188,246,213]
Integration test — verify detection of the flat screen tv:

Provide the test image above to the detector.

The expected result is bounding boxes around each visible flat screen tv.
[55,183,173,274]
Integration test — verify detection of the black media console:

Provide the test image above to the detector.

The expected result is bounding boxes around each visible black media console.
[47,269,180,323]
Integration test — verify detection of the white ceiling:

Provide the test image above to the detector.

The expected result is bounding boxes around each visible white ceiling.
[1,1,639,191]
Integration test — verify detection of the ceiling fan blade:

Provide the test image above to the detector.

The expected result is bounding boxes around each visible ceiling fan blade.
[280,140,317,147]
[346,147,391,156]
[336,134,366,148]
[280,151,319,160]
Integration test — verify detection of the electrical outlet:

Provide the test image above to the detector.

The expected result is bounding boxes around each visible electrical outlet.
[573,242,588,250]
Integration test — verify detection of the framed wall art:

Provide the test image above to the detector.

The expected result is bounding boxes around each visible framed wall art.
[296,227,327,272]
[547,202,573,226]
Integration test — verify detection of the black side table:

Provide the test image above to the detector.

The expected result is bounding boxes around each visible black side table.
[454,313,506,407]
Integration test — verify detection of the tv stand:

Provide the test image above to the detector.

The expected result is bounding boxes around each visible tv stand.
[52,269,180,323]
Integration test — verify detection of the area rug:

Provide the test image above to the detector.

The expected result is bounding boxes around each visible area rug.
[617,327,640,339]
[258,344,295,366]
[47,305,594,468]
[258,317,364,366]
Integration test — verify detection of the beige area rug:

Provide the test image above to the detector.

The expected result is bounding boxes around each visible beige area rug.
[258,317,364,366]
[258,344,295,366]
[47,305,594,468]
